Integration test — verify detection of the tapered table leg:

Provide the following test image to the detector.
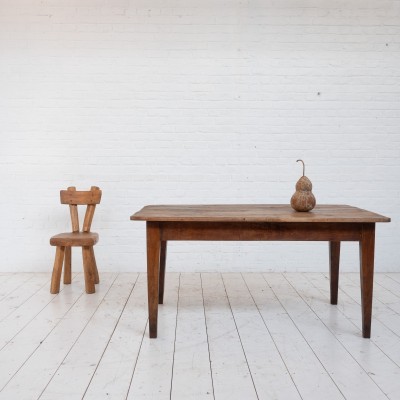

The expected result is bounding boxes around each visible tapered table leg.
[329,241,340,305]
[159,241,167,304]
[147,222,161,338]
[359,223,375,338]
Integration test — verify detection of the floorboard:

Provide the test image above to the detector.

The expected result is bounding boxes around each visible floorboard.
[126,273,180,400]
[40,273,138,400]
[223,273,301,400]
[202,272,258,400]
[0,273,49,322]
[83,273,148,399]
[0,273,117,399]
[338,274,400,337]
[267,273,387,400]
[286,272,400,400]
[0,272,399,400]
[170,273,213,400]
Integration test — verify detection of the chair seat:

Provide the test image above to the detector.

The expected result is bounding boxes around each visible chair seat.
[50,232,99,247]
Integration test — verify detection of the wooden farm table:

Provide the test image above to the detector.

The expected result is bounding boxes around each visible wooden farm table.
[130,204,390,339]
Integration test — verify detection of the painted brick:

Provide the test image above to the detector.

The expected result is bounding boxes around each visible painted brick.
[0,0,399,272]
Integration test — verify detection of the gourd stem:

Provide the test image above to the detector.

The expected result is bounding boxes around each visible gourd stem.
[296,159,305,176]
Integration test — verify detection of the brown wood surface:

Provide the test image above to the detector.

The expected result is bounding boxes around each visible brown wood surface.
[131,204,390,223]
[50,246,65,294]
[160,221,361,241]
[329,241,340,305]
[63,246,72,284]
[147,222,160,338]
[83,204,96,232]
[159,241,167,304]
[133,204,390,339]
[82,246,95,294]
[69,205,80,232]
[50,232,99,247]
[50,186,101,294]
[90,246,100,284]
[60,186,102,205]
[360,224,375,338]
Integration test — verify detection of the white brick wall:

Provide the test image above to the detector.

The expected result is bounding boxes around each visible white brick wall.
[1,0,399,273]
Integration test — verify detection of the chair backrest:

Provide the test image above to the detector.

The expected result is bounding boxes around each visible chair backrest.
[60,186,102,232]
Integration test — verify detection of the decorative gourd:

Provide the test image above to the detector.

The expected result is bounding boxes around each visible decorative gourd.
[290,159,316,212]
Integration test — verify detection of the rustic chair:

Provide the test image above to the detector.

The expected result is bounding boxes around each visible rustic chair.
[50,186,102,294]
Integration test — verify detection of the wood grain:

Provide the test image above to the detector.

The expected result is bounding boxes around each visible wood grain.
[50,232,99,247]
[50,186,101,294]
[83,204,96,232]
[131,204,390,223]
[161,221,362,241]
[146,222,161,338]
[60,187,101,205]
[69,205,79,232]
[82,246,95,294]
[159,241,167,304]
[90,246,99,284]
[360,223,375,338]
[3,272,400,399]
[63,246,71,285]
[132,204,390,339]
[329,241,340,305]
[50,246,65,294]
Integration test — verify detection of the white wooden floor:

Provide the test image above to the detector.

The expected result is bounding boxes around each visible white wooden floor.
[0,272,400,400]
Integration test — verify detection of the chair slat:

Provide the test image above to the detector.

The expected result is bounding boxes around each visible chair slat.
[50,186,101,294]
[69,205,80,232]
[83,204,96,232]
[60,187,101,205]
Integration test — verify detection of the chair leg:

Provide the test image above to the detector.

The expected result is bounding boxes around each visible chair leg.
[50,246,65,294]
[64,246,72,284]
[90,246,100,284]
[82,246,96,294]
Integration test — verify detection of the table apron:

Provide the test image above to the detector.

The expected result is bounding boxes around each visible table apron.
[158,221,367,242]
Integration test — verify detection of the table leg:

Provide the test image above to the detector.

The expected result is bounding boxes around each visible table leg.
[329,241,340,305]
[359,223,375,338]
[159,241,167,304]
[147,222,161,338]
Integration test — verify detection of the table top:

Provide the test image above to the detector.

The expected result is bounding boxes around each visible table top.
[131,204,390,223]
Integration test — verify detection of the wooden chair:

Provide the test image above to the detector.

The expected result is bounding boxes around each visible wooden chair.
[50,186,102,294]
